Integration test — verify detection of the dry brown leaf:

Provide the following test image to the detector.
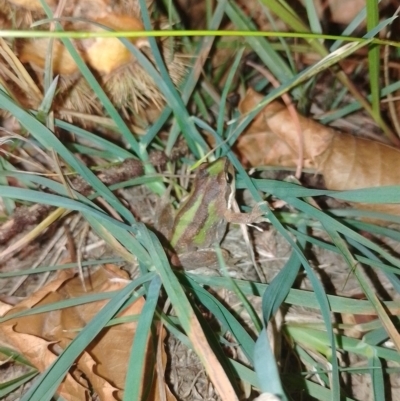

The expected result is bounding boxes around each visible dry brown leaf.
[2,324,90,400]
[0,299,14,315]
[0,265,175,401]
[238,88,400,218]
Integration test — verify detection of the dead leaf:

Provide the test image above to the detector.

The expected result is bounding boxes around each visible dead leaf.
[238,88,400,219]
[1,324,90,400]
[0,265,176,401]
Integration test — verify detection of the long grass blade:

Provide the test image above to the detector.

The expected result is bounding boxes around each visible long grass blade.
[124,275,162,401]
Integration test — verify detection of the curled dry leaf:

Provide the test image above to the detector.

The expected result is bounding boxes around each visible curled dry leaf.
[237,88,400,219]
[0,264,175,401]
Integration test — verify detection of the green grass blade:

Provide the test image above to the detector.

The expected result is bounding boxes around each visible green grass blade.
[284,375,357,401]
[288,228,400,278]
[0,371,38,398]
[330,7,367,51]
[0,258,123,279]
[124,275,162,401]
[54,119,133,159]
[254,327,286,399]
[191,274,400,315]
[321,75,400,124]
[0,347,35,367]
[224,1,295,84]
[136,0,209,157]
[280,196,400,270]
[1,284,149,323]
[37,0,142,156]
[258,0,325,54]
[370,356,385,401]
[287,325,400,363]
[261,234,304,321]
[366,0,381,119]
[325,228,400,349]
[37,76,58,116]
[0,158,15,214]
[0,90,134,223]
[304,0,322,34]
[217,47,245,136]
[347,239,400,292]
[0,186,127,230]
[166,0,228,154]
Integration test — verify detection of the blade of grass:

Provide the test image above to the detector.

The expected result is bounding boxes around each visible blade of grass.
[0,285,148,323]
[284,374,357,401]
[286,325,400,363]
[165,0,228,154]
[287,228,400,277]
[224,0,295,84]
[37,76,58,117]
[0,258,123,279]
[330,6,367,51]
[366,0,381,119]
[191,274,400,315]
[0,158,15,214]
[217,47,245,136]
[324,228,400,350]
[370,356,385,401]
[261,226,305,321]
[321,77,400,124]
[0,90,134,223]
[254,327,286,400]
[124,275,162,401]
[37,0,143,157]
[0,185,152,264]
[137,0,209,157]
[276,195,400,270]
[0,371,38,398]
[304,0,322,34]
[346,237,400,292]
[54,119,133,159]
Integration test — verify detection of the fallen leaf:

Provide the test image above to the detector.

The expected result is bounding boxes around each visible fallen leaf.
[238,88,400,219]
[0,265,175,401]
